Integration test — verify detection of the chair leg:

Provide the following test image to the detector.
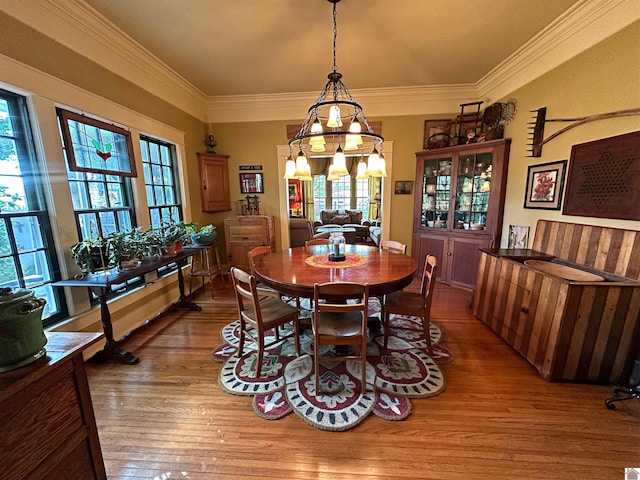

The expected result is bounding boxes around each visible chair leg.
[315,348,321,394]
[238,321,246,357]
[361,340,367,392]
[422,318,434,357]
[382,308,390,348]
[293,319,301,356]
[256,342,264,378]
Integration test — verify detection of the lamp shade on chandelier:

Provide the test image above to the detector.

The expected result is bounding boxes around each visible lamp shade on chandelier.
[286,0,386,180]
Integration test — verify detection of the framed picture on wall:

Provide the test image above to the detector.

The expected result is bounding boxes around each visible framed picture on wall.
[524,160,567,210]
[239,173,264,194]
[394,180,413,195]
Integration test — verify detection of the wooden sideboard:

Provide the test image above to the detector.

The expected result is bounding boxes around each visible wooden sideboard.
[473,220,640,384]
[0,332,106,479]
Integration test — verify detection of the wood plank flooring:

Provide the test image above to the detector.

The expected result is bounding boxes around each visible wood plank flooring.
[86,279,640,480]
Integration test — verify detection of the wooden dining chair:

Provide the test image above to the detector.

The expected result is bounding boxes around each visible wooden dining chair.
[312,282,369,394]
[381,255,437,356]
[305,238,330,246]
[230,267,300,377]
[379,240,407,254]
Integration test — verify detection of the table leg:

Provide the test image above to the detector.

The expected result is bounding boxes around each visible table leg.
[89,287,140,365]
[175,262,202,311]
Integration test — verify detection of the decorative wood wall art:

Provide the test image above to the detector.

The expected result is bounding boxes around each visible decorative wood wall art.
[524,160,567,210]
[527,107,640,157]
[562,131,640,220]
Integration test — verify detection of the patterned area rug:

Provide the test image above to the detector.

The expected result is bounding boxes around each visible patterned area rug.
[212,299,453,431]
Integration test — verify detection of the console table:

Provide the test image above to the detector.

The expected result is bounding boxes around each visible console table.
[54,250,199,365]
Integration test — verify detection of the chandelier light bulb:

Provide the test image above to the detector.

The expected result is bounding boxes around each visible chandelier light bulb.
[327,104,343,128]
[355,158,368,179]
[284,157,296,179]
[332,145,349,176]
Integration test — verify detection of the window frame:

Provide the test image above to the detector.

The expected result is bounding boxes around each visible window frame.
[0,89,68,326]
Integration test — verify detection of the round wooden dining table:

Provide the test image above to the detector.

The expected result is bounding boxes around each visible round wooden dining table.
[252,244,417,298]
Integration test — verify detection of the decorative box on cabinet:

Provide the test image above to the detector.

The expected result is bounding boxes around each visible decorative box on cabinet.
[412,139,510,289]
[224,215,275,270]
[0,332,106,480]
[473,220,640,384]
[197,153,230,212]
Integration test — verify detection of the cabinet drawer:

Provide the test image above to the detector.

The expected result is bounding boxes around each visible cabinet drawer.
[228,225,264,240]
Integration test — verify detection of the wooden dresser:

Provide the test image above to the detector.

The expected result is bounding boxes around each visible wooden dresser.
[0,332,106,480]
[224,215,276,270]
[473,220,640,384]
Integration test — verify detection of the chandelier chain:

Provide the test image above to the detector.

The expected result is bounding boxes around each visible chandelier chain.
[332,1,338,74]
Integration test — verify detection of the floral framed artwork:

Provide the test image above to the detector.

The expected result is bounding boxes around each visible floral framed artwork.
[524,160,567,210]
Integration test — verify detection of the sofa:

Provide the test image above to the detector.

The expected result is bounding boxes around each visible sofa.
[313,209,371,241]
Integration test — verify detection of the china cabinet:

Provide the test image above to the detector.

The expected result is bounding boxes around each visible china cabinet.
[197,153,231,212]
[412,139,510,289]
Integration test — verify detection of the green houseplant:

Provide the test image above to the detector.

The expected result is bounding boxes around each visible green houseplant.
[106,228,148,269]
[70,238,113,272]
[188,224,217,246]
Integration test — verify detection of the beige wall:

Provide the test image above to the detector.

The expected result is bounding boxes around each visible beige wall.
[500,20,640,244]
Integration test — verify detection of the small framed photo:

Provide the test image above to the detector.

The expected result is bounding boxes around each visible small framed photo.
[239,172,264,194]
[394,180,413,195]
[524,160,567,210]
[423,119,451,149]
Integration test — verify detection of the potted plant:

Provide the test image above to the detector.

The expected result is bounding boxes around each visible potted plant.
[154,221,190,256]
[70,238,113,272]
[188,223,217,246]
[106,228,148,269]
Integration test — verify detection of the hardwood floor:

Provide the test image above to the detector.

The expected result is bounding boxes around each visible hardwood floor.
[86,279,640,480]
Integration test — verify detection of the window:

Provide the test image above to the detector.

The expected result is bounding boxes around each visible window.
[140,136,182,227]
[60,109,135,240]
[311,175,370,219]
[312,175,327,221]
[331,176,351,209]
[0,89,67,325]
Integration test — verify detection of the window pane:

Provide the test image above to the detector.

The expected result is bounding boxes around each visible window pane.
[32,284,59,319]
[0,99,13,135]
[107,181,124,207]
[162,166,173,185]
[11,216,44,251]
[154,185,165,205]
[69,180,89,209]
[20,250,52,285]
[0,221,10,255]
[149,143,160,164]
[0,256,18,289]
[88,182,107,208]
[117,210,132,232]
[164,186,175,204]
[146,185,156,206]
[150,208,161,228]
[152,164,162,184]
[160,145,171,166]
[78,213,98,239]
[99,211,116,235]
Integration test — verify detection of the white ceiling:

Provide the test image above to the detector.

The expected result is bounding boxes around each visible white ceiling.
[82,0,580,97]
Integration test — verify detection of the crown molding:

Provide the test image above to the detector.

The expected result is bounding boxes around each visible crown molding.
[477,0,640,103]
[1,0,208,121]
[204,84,479,123]
[2,0,636,124]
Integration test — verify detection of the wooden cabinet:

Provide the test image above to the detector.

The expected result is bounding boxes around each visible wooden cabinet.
[412,139,510,289]
[197,153,230,212]
[224,215,275,270]
[0,332,106,480]
[473,240,640,384]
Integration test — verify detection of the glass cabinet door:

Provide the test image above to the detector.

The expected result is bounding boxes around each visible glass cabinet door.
[453,152,493,231]
[421,157,452,228]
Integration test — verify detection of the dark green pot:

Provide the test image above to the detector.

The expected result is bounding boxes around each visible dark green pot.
[0,288,47,372]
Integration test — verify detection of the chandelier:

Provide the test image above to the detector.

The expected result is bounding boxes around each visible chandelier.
[285,0,386,181]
